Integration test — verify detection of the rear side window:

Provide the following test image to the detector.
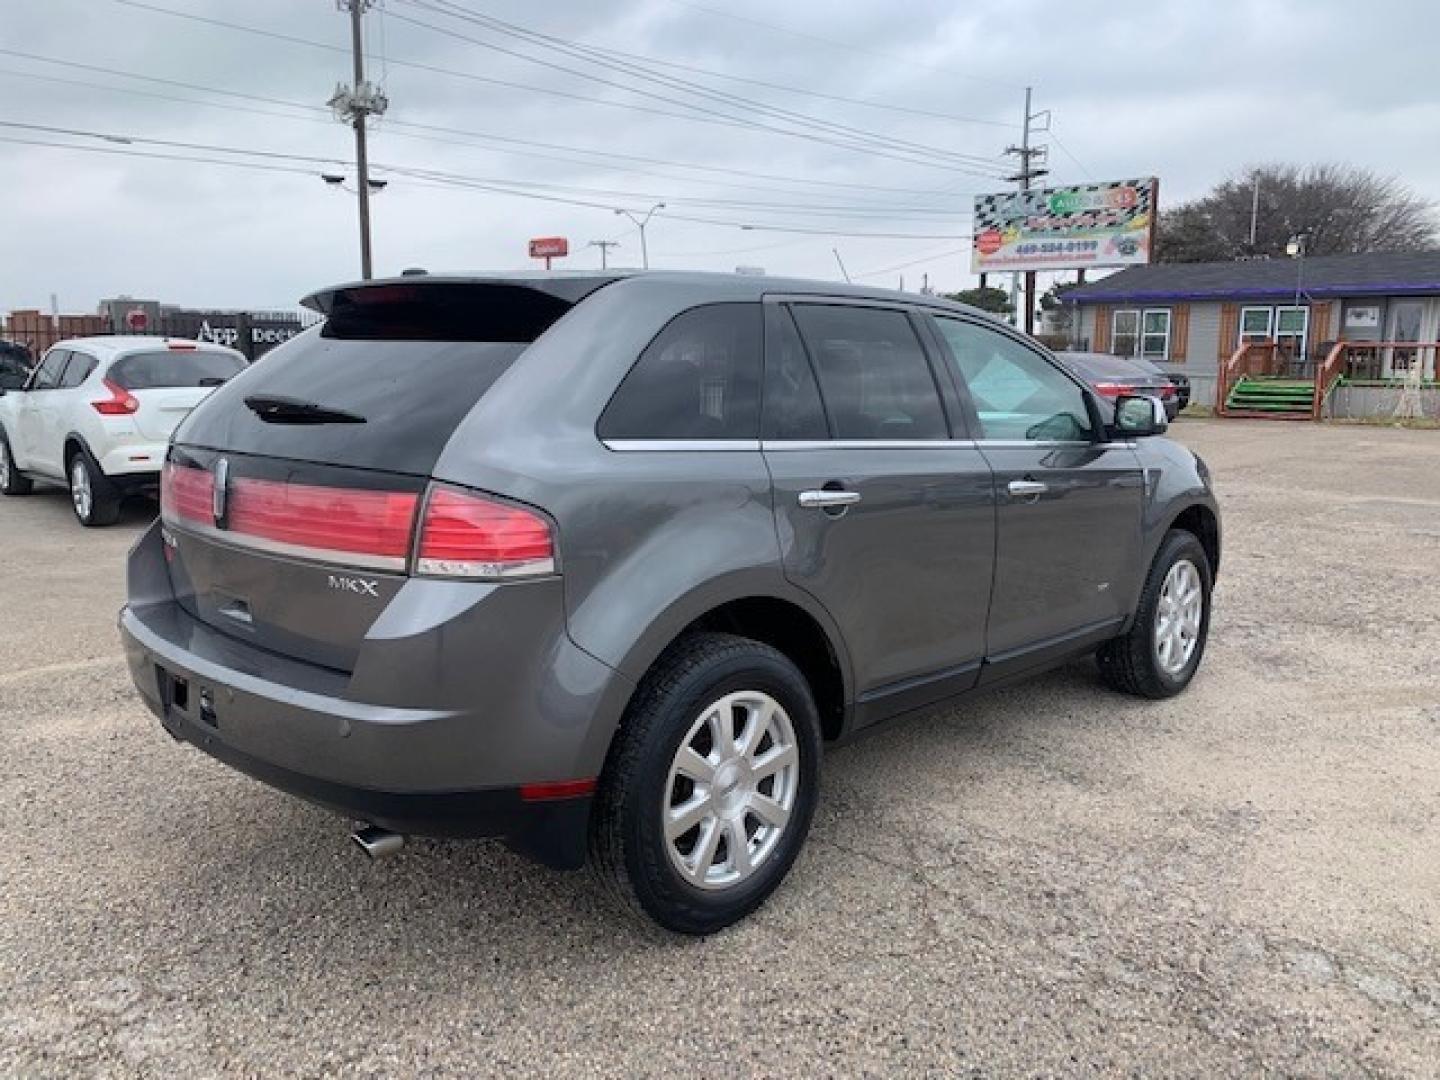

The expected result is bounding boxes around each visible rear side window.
[31,350,69,390]
[789,305,948,441]
[111,350,245,390]
[599,303,762,441]
[59,352,96,388]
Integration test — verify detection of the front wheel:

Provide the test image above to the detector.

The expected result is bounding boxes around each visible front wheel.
[68,451,122,527]
[591,633,822,935]
[1097,528,1213,699]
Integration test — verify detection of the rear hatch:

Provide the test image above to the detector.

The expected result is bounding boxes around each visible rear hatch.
[111,345,247,440]
[160,279,601,672]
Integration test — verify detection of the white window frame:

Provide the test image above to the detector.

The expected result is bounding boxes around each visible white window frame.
[1272,305,1309,363]
[1140,309,1171,360]
[1111,307,1170,360]
[1111,309,1140,357]
[1239,306,1273,344]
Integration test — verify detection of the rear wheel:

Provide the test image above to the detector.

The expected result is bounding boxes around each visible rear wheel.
[1097,529,1212,699]
[0,431,33,496]
[68,450,121,527]
[591,633,822,934]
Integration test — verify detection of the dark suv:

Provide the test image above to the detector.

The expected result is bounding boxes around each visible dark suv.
[120,273,1219,933]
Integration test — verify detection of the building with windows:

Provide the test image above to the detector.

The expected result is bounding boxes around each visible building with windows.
[1065,251,1440,416]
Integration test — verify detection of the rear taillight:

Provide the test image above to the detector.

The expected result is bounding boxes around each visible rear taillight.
[227,477,418,569]
[92,377,139,415]
[1092,381,1128,398]
[161,464,555,580]
[415,486,555,579]
[160,462,213,525]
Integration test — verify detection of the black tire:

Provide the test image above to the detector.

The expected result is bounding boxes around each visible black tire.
[1097,528,1213,699]
[0,428,33,496]
[66,447,122,527]
[590,632,822,935]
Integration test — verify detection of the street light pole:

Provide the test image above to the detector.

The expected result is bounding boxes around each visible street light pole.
[614,203,665,269]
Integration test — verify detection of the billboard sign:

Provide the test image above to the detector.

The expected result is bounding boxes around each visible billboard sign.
[971,178,1158,273]
[528,236,569,259]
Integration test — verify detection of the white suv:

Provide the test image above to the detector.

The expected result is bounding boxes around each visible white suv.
[0,336,246,525]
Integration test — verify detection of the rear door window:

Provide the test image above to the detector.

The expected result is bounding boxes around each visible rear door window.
[59,352,96,388]
[789,304,948,441]
[29,350,68,390]
[110,350,245,390]
[599,303,762,441]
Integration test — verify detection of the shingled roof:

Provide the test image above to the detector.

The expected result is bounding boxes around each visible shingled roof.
[1066,251,1440,304]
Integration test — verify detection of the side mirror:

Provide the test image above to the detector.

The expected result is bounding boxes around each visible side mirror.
[1114,394,1169,437]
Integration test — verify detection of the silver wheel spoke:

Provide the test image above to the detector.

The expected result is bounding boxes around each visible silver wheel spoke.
[706,704,736,759]
[751,742,797,780]
[1154,558,1204,675]
[685,818,723,883]
[674,746,715,783]
[726,819,751,876]
[749,793,790,830]
[666,793,713,840]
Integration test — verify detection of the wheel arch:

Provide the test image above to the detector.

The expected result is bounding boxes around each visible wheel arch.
[1167,502,1221,576]
[608,579,853,744]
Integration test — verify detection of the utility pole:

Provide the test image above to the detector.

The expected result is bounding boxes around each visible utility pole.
[329,0,388,280]
[614,203,665,269]
[1248,175,1260,253]
[588,239,620,269]
[1003,86,1049,334]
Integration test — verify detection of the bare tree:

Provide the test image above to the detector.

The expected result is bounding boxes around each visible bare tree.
[1156,164,1438,263]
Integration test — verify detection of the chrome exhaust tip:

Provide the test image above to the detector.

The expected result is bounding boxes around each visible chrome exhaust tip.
[351,824,405,860]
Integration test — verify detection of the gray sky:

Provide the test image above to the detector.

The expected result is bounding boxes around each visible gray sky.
[2,0,1437,314]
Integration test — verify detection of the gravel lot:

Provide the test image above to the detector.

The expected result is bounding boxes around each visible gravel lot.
[2,419,1438,1077]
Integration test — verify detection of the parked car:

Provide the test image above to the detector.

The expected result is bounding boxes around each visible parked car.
[118,274,1220,934]
[0,340,33,391]
[1056,350,1189,419]
[0,337,246,525]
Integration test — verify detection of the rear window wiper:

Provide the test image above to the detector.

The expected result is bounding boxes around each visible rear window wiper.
[243,394,366,425]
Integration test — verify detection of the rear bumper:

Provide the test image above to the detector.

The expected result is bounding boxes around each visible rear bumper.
[98,441,169,478]
[118,521,632,868]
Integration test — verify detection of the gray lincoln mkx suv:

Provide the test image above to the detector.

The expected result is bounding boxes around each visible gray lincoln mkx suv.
[119,271,1220,933]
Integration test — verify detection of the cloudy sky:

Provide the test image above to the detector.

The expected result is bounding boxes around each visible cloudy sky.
[2,0,1437,315]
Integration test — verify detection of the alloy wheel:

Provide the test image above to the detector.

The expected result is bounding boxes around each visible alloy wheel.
[70,458,92,522]
[663,690,800,891]
[1154,558,1203,675]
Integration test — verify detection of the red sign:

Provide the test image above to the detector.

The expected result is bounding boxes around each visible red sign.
[125,308,149,331]
[976,229,1004,256]
[528,237,569,259]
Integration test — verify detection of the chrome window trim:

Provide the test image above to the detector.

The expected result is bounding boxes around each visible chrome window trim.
[761,439,977,451]
[602,437,1136,452]
[602,439,763,452]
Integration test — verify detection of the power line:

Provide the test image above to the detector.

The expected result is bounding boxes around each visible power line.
[660,0,1021,88]
[0,52,992,202]
[1,126,969,238]
[1048,128,1094,181]
[110,1,1008,177]
[397,0,1012,174]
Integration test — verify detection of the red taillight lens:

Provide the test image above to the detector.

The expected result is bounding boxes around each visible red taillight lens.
[92,377,139,415]
[1092,381,1128,398]
[160,462,214,525]
[416,486,555,579]
[227,477,417,569]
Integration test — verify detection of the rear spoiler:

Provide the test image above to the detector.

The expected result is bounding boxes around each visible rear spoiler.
[301,274,626,315]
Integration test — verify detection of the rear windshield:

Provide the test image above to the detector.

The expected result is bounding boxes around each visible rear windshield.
[111,350,246,390]
[1060,353,1150,380]
[173,285,576,476]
